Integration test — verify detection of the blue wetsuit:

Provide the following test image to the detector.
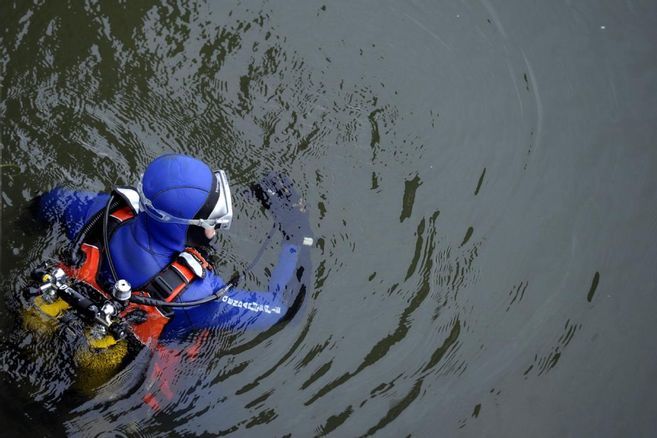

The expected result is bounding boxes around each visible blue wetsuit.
[37,157,311,339]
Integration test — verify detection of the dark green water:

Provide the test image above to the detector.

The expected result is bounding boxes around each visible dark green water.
[2,1,657,436]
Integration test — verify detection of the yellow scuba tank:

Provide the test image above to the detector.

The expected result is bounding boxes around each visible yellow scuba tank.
[74,331,129,392]
[22,296,70,335]
[24,263,132,391]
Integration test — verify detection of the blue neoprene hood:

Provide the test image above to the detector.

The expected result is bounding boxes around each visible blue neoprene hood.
[140,154,214,245]
[106,154,215,287]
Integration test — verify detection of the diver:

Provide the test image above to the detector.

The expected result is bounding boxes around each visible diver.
[34,153,313,346]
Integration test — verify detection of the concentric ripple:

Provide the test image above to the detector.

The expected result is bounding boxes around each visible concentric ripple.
[2,0,657,436]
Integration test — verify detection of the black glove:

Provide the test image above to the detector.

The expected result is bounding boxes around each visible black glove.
[252,172,312,243]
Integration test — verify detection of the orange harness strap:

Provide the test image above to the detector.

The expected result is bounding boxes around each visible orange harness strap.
[109,206,134,222]
[65,201,213,345]
[68,244,169,346]
[144,248,211,307]
[166,261,195,302]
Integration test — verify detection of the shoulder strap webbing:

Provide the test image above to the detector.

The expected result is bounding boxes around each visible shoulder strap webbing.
[142,248,213,315]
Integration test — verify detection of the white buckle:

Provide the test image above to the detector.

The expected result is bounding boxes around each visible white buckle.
[179,252,204,278]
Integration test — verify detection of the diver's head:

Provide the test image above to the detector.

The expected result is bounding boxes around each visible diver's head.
[137,154,233,246]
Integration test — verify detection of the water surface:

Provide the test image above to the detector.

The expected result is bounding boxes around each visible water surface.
[2,0,657,436]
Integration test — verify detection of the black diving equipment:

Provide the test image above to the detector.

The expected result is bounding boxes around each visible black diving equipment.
[28,261,129,340]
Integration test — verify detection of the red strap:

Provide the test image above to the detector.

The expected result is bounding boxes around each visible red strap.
[170,261,195,283]
[183,247,212,270]
[144,331,209,411]
[165,261,195,302]
[186,329,210,360]
[143,393,160,411]
[110,206,135,222]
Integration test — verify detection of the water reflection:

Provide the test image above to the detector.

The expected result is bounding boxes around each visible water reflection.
[2,0,650,435]
[2,0,499,433]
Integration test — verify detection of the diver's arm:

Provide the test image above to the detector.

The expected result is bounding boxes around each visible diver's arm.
[159,240,308,337]
[38,187,110,240]
[159,172,313,337]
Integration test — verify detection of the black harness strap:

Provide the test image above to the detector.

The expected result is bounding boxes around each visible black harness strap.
[142,249,212,317]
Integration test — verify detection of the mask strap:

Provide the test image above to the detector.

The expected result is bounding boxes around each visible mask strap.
[193,172,221,223]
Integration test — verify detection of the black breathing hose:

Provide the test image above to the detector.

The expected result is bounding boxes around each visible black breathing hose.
[103,193,119,283]
[127,222,278,309]
[98,192,276,309]
[98,193,237,309]
[71,197,120,262]
[129,277,238,308]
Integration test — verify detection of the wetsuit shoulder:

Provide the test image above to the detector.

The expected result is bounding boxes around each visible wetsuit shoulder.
[38,187,110,240]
